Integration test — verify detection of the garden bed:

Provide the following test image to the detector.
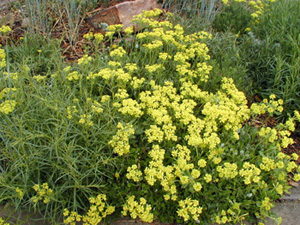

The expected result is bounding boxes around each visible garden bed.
[1,1,300,225]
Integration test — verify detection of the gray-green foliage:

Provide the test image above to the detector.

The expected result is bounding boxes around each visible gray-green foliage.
[1,37,117,221]
[16,0,95,42]
[161,0,221,21]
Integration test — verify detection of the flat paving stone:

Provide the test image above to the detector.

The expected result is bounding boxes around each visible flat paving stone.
[266,183,300,225]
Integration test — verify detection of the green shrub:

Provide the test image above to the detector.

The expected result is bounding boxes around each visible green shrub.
[1,9,299,225]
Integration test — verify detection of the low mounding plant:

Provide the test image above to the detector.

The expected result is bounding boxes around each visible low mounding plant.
[1,9,300,225]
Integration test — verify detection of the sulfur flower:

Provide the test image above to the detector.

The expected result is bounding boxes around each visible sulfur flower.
[0,25,12,34]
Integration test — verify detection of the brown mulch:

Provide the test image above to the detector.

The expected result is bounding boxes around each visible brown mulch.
[0,0,134,61]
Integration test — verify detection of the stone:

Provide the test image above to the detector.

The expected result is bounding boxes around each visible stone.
[85,0,161,33]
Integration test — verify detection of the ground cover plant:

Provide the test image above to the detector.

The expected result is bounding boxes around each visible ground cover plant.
[1,1,300,225]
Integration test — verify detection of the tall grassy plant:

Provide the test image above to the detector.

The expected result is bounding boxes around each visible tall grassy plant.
[240,0,300,119]
[162,0,221,22]
[16,0,91,43]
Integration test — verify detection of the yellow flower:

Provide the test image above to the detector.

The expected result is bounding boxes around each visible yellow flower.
[204,174,212,183]
[126,164,143,182]
[292,153,299,161]
[0,100,16,114]
[198,159,207,168]
[193,182,202,192]
[294,174,300,181]
[261,197,273,211]
[78,54,92,65]
[0,217,10,225]
[191,169,201,179]
[83,32,94,39]
[110,47,127,58]
[66,71,81,81]
[222,0,229,5]
[108,123,135,156]
[94,33,104,42]
[124,26,134,34]
[0,25,12,34]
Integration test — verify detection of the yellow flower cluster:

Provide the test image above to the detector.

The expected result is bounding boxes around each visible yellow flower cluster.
[215,208,237,224]
[101,95,110,103]
[33,75,46,83]
[122,196,154,223]
[108,123,135,156]
[0,100,16,114]
[31,183,53,204]
[78,54,92,65]
[115,88,129,99]
[286,161,297,173]
[107,24,124,33]
[0,25,12,34]
[131,77,145,89]
[251,95,283,115]
[0,88,17,100]
[260,157,276,171]
[4,72,19,81]
[248,0,268,23]
[261,197,273,211]
[109,46,127,58]
[0,47,6,68]
[79,114,94,127]
[177,198,202,222]
[83,32,104,43]
[91,100,103,114]
[0,217,9,225]
[124,26,134,35]
[63,210,82,225]
[15,187,24,199]
[217,162,238,179]
[118,98,143,118]
[145,125,164,143]
[142,144,205,202]
[126,164,143,182]
[144,145,168,184]
[66,106,77,119]
[66,71,81,81]
[64,194,115,225]
[16,8,294,224]
[145,64,164,73]
[87,66,131,83]
[258,127,278,142]
[239,162,261,184]
[105,24,124,38]
[83,32,94,40]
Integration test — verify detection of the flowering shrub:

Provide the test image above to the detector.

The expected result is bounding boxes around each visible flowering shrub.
[0,9,299,225]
